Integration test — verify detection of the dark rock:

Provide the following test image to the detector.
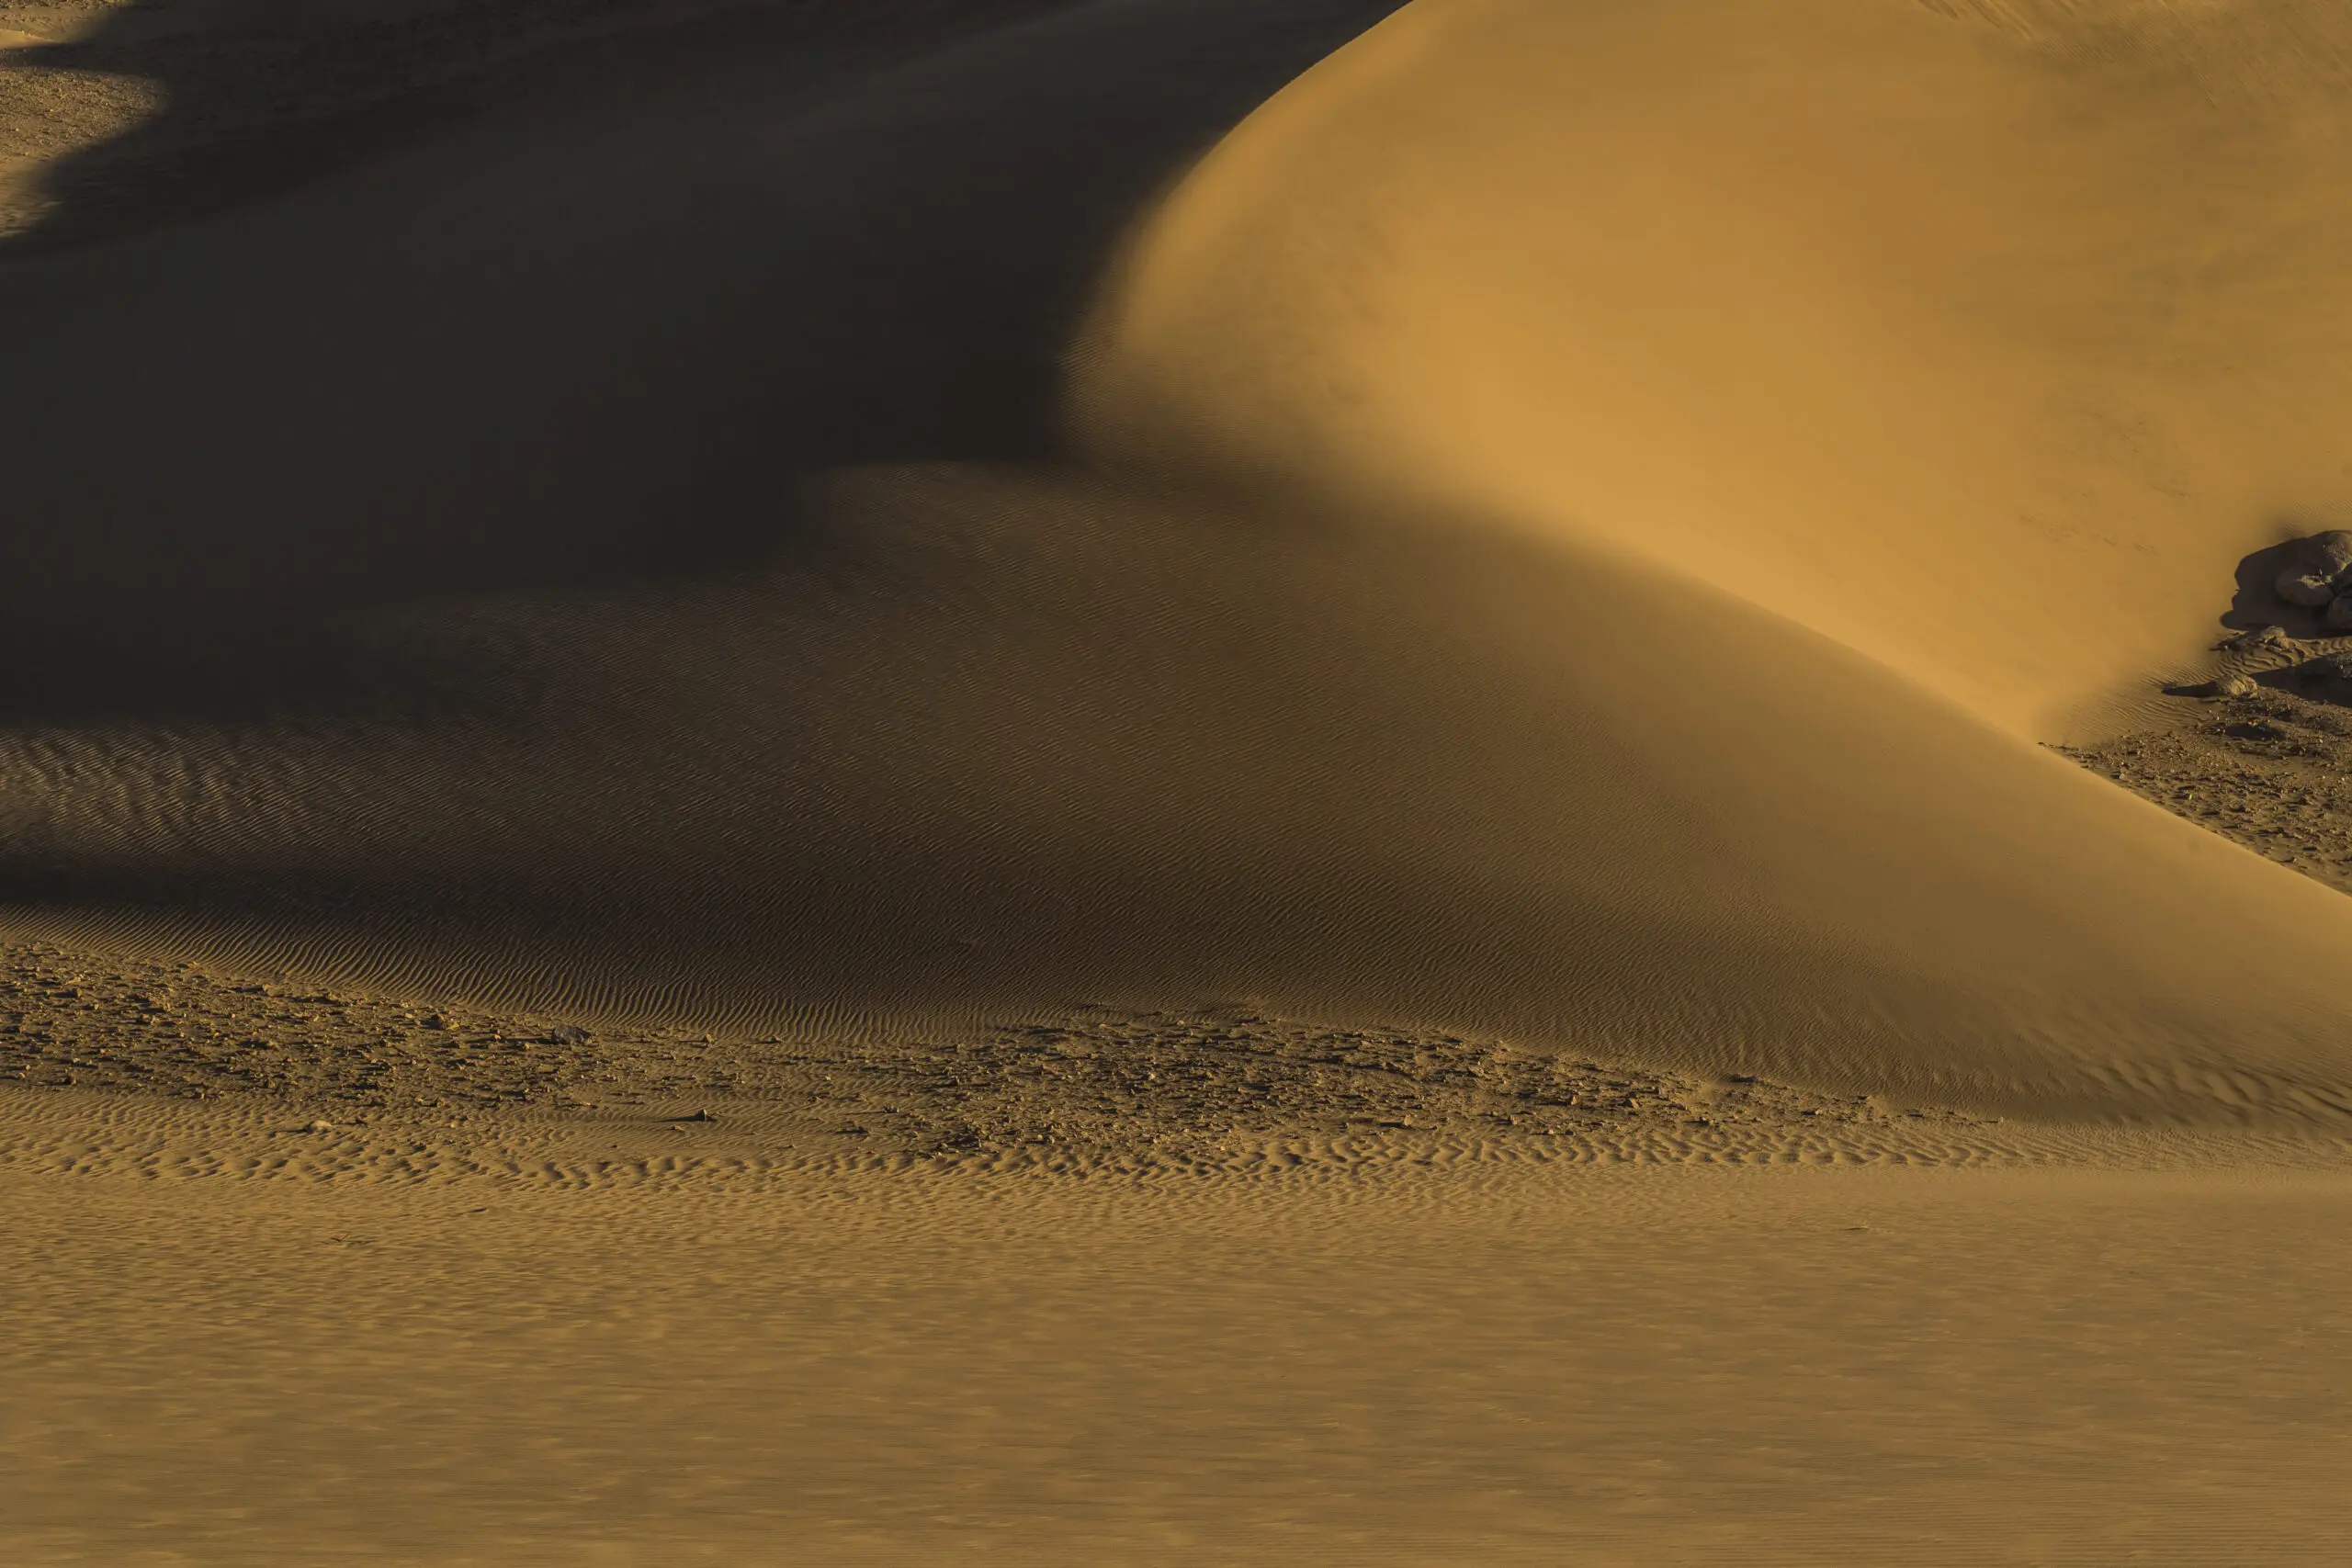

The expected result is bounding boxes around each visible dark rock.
[2275,529,2352,605]
[2277,570,2336,606]
[2217,624,2290,651]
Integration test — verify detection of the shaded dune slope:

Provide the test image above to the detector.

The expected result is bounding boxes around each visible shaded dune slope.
[3,0,2351,1124]
[0,0,1408,714]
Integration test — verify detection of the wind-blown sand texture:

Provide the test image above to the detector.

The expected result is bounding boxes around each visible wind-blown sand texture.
[3,0,2351,1562]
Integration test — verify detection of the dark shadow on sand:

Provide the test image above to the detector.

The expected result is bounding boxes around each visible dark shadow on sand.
[0,0,1401,720]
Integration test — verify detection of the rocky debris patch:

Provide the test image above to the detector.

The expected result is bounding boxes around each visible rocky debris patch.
[2168,533,2352,702]
[2064,686,2352,895]
[0,939,1979,1160]
[0,942,708,1110]
[803,1015,1985,1162]
[2059,528,2352,896]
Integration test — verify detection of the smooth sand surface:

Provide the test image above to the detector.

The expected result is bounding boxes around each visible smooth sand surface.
[1081,0,2352,736]
[5,1,2352,1561]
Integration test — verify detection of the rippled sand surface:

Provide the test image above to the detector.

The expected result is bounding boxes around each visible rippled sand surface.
[6,1084,2350,1566]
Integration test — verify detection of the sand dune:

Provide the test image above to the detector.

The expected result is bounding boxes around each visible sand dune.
[10,4,2352,1563]
[1081,0,2352,736]
[1,0,2350,1128]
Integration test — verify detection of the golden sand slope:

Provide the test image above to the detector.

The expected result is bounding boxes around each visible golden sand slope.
[1080,0,2352,737]
[0,0,2349,1123]
[1062,0,2352,1114]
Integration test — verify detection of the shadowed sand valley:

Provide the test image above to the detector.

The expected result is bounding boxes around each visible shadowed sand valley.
[3,1,2351,1562]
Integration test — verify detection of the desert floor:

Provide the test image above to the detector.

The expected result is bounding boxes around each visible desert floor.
[6,1082,2351,1566]
[3,937,2348,1565]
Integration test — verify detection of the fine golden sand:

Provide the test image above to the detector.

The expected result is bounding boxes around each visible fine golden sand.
[2,1,2350,1562]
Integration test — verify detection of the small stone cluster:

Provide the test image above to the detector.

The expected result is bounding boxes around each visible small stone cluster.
[2275,530,2352,626]
[2182,534,2352,699]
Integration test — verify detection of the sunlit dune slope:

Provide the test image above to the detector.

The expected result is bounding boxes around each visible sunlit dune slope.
[1080,0,2352,738]
[1,0,2350,1123]
[1052,0,2352,1117]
